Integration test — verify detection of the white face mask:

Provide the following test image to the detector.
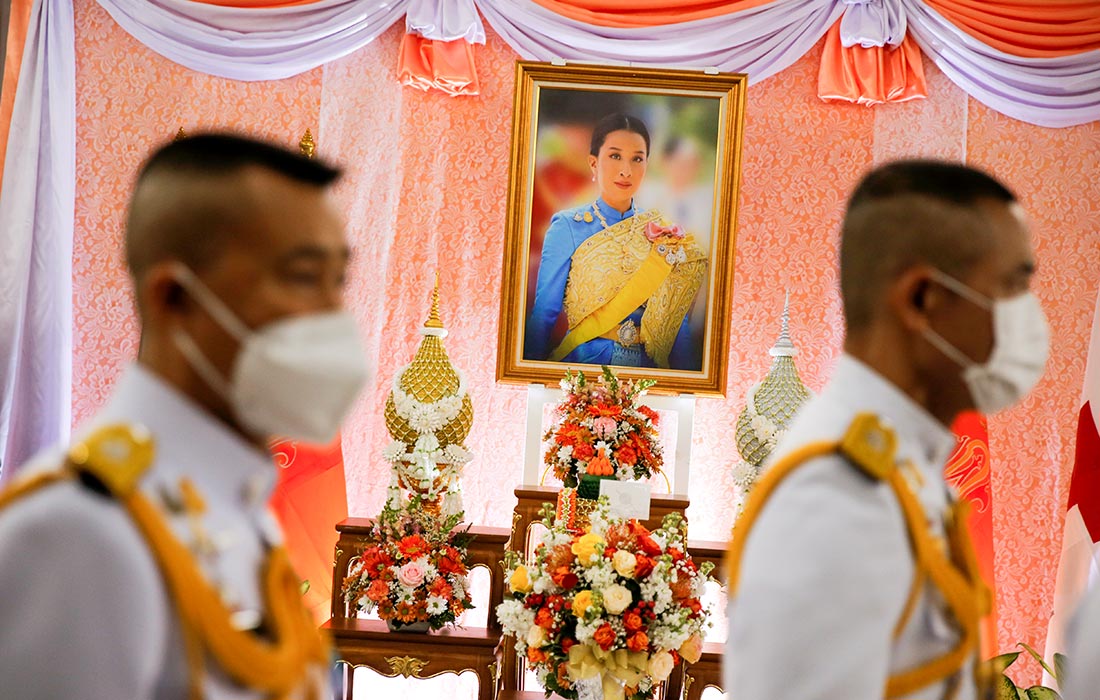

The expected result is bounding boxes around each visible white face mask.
[921,269,1049,415]
[170,266,370,445]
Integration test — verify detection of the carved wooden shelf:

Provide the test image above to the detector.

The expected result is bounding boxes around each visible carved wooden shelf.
[323,618,502,700]
[326,519,511,699]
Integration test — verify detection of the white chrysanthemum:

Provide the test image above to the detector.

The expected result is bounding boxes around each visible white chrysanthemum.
[443,444,472,464]
[615,464,632,481]
[731,461,759,488]
[452,575,468,600]
[556,445,574,462]
[385,442,410,463]
[750,414,774,440]
[428,596,448,616]
[415,433,440,453]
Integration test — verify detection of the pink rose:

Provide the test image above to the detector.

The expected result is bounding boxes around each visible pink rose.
[593,416,618,440]
[397,561,426,588]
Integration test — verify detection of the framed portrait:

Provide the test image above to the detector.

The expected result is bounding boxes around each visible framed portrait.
[496,62,747,396]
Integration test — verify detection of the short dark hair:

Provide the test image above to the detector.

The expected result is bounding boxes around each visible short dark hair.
[135,133,341,188]
[840,160,1016,331]
[589,113,651,157]
[125,133,341,280]
[847,159,1015,211]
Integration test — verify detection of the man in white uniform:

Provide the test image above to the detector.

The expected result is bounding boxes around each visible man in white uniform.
[725,160,1049,700]
[0,134,369,699]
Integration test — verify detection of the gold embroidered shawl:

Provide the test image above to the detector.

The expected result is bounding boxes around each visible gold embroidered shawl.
[552,209,707,368]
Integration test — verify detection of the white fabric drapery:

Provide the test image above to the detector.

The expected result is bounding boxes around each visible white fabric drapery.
[0,0,74,479]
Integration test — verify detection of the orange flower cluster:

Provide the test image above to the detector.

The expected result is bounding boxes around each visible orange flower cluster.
[342,507,473,631]
[544,367,663,488]
[497,509,712,700]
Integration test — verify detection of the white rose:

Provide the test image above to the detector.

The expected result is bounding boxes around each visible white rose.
[602,583,632,615]
[526,624,548,648]
[612,550,637,578]
[647,650,675,682]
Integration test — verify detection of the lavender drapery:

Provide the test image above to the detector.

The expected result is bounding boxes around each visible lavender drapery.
[476,0,847,86]
[901,0,1100,129]
[87,0,1100,126]
[406,0,484,44]
[95,0,409,81]
[0,0,74,480]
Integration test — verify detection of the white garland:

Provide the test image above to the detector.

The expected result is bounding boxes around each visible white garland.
[384,367,473,517]
[743,382,787,453]
[391,370,468,433]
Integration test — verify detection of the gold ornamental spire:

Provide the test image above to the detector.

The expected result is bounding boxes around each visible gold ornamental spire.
[174,126,187,141]
[299,129,315,159]
[425,273,444,330]
[734,292,811,467]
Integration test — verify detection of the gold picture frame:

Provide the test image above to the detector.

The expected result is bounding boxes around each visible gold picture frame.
[496,61,747,396]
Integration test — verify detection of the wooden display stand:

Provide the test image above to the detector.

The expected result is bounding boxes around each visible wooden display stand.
[324,518,511,700]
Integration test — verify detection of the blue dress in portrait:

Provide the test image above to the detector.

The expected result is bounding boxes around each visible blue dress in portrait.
[524,198,698,370]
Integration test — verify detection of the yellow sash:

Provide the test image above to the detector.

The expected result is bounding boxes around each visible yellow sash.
[550,244,673,362]
[550,209,707,367]
[725,415,987,699]
[0,426,329,700]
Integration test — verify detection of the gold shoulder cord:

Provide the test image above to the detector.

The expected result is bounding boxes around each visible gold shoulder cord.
[0,425,329,700]
[724,413,986,699]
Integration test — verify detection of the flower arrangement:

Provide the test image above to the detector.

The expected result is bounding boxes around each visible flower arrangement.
[496,501,713,700]
[342,504,473,631]
[545,366,663,489]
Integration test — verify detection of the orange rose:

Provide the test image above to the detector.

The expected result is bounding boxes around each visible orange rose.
[626,631,649,653]
[593,623,617,651]
[615,444,638,466]
[366,579,390,603]
[623,611,644,633]
[633,555,655,580]
[527,647,549,665]
[535,607,555,629]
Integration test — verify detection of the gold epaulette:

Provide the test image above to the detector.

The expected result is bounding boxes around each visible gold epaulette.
[839,413,898,481]
[66,424,155,497]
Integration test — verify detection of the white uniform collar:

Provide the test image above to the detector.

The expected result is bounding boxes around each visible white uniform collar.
[823,354,958,471]
[93,363,277,510]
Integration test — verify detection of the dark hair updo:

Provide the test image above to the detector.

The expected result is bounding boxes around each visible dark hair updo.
[589,113,651,157]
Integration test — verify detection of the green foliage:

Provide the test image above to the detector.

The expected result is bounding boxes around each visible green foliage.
[993,643,1065,700]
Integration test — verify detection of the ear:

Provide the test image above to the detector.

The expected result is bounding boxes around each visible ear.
[139,261,191,328]
[588,154,597,175]
[887,265,938,334]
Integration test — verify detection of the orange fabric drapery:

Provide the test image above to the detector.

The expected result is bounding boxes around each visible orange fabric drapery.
[398,34,481,97]
[818,20,927,106]
[926,0,1100,58]
[528,0,781,28]
[0,0,34,193]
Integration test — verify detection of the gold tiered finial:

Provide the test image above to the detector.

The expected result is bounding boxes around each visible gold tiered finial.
[425,273,444,330]
[299,129,315,159]
[174,127,187,141]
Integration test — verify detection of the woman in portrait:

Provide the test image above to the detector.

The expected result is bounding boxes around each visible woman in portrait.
[524,113,708,370]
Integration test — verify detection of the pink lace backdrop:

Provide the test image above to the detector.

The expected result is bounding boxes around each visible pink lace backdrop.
[71,0,1100,684]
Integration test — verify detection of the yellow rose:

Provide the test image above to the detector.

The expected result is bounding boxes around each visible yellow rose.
[572,590,594,618]
[571,533,606,567]
[601,583,632,615]
[509,565,533,594]
[647,650,675,682]
[612,550,637,578]
[526,624,548,648]
[679,633,703,664]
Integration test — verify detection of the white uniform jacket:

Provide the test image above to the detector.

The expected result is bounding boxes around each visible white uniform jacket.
[725,354,976,700]
[0,364,301,699]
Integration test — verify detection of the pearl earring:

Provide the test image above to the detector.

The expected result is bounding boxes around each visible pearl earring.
[592,175,596,182]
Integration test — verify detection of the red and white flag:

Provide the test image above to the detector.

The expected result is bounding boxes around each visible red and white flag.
[1045,288,1100,674]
